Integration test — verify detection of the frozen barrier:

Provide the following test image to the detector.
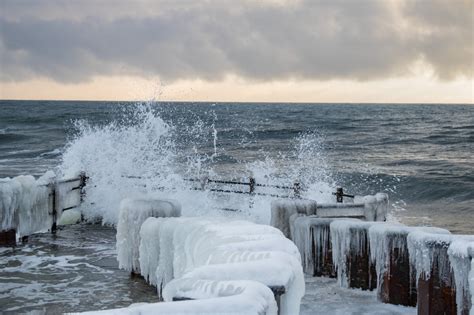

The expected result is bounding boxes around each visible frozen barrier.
[330,220,389,290]
[270,199,317,238]
[116,198,181,273]
[120,217,304,315]
[270,193,388,239]
[448,240,474,315]
[0,172,55,243]
[0,171,87,245]
[470,256,474,315]
[73,280,277,315]
[292,216,342,277]
[408,232,474,315]
[368,224,450,306]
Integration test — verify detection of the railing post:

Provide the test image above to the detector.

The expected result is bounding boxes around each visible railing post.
[249,177,255,195]
[293,182,301,199]
[51,183,57,234]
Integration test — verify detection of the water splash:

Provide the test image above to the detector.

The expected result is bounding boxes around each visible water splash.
[58,102,377,225]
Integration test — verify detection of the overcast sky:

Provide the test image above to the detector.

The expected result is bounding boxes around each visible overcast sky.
[0,0,472,102]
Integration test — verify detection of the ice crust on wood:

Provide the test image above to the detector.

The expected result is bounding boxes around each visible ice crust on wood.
[330,219,384,287]
[447,240,474,315]
[0,172,55,237]
[116,198,181,273]
[270,193,389,239]
[292,216,339,275]
[470,257,474,315]
[368,224,450,293]
[354,193,389,222]
[134,217,304,315]
[408,232,474,315]
[270,199,317,238]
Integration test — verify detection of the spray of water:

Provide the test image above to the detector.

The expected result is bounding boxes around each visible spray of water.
[59,102,341,225]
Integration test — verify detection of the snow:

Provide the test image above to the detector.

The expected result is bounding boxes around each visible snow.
[447,239,474,315]
[270,199,317,238]
[132,217,304,315]
[116,198,181,273]
[0,172,56,237]
[330,220,385,287]
[368,225,450,293]
[73,280,277,315]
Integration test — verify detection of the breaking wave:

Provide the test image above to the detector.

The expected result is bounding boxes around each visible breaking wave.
[59,102,338,225]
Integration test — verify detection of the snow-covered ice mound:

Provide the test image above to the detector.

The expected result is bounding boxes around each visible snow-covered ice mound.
[87,215,304,315]
[116,198,181,273]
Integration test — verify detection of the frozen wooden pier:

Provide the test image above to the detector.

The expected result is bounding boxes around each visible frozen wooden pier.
[1,173,473,314]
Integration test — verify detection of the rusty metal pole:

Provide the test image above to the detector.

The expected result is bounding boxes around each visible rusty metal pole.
[293,182,301,199]
[51,184,57,234]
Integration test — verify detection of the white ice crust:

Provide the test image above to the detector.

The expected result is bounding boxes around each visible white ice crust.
[114,216,304,315]
[470,257,474,315]
[116,198,181,273]
[330,219,386,287]
[270,199,317,238]
[368,224,450,293]
[73,280,276,315]
[408,232,474,315]
[0,172,56,237]
[448,239,474,315]
[292,216,340,275]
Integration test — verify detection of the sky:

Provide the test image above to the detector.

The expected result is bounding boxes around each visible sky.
[0,0,472,103]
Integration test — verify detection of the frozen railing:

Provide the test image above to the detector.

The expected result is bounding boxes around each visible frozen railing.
[0,172,87,245]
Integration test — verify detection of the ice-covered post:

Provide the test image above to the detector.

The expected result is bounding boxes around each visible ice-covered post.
[293,182,301,199]
[407,232,474,315]
[447,240,474,315]
[369,225,450,307]
[331,220,379,290]
[292,216,337,277]
[116,198,181,274]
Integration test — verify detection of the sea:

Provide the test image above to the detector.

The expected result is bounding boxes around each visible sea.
[0,100,473,313]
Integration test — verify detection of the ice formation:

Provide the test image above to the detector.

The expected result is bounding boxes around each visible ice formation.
[368,224,449,293]
[132,217,304,315]
[270,199,317,238]
[0,171,56,237]
[354,192,389,221]
[292,216,338,275]
[116,198,181,273]
[408,232,474,314]
[448,240,474,315]
[75,280,277,315]
[470,257,474,315]
[330,220,385,287]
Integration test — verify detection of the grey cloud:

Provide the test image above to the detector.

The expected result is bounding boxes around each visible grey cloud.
[0,0,472,83]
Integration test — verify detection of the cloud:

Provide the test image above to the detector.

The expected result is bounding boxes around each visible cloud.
[0,0,472,83]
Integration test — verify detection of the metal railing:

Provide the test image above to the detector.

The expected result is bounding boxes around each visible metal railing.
[45,172,88,233]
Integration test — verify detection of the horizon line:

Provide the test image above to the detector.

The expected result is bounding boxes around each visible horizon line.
[1,98,473,105]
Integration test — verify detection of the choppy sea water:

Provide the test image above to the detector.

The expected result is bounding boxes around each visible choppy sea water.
[0,101,473,313]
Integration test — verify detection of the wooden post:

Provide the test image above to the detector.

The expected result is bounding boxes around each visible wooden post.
[293,182,301,199]
[347,225,377,290]
[310,219,336,277]
[379,231,417,306]
[51,184,57,234]
[417,239,458,315]
[249,177,255,195]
